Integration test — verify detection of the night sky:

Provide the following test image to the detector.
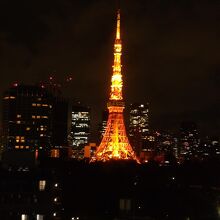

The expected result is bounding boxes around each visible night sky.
[0,0,220,138]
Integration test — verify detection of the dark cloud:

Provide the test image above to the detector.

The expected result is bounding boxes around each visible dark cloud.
[0,0,219,138]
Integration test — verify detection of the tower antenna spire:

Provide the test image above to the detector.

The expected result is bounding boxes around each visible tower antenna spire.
[116,0,121,10]
[116,8,121,40]
[116,0,121,40]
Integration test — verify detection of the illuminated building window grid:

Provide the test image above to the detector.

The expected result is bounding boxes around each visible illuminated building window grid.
[3,89,52,150]
[129,104,149,139]
[70,110,90,147]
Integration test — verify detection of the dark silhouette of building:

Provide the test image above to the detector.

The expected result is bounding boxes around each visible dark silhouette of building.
[0,167,62,220]
[2,85,53,152]
[2,84,68,155]
[51,97,68,147]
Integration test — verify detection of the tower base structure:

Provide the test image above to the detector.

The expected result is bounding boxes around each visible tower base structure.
[92,101,138,162]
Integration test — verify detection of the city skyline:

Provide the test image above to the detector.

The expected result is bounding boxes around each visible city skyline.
[0,0,219,135]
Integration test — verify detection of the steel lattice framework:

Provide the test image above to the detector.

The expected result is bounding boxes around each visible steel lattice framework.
[92,10,138,162]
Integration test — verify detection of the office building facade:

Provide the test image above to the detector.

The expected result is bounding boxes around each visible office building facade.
[2,85,52,151]
[69,103,90,158]
[2,84,68,153]
[129,103,149,156]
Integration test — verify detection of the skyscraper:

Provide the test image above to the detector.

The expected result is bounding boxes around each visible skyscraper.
[92,10,137,162]
[69,103,90,159]
[51,97,68,147]
[129,103,149,139]
[179,121,200,159]
[129,103,149,156]
[2,84,68,153]
[2,85,52,151]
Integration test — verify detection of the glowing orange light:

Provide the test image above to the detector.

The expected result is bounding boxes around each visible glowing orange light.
[110,10,123,101]
[92,10,138,163]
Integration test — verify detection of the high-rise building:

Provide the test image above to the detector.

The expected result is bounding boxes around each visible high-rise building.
[51,97,68,147]
[128,103,149,156]
[2,84,68,153]
[129,103,149,139]
[2,85,53,151]
[92,10,137,162]
[179,121,200,159]
[69,103,90,158]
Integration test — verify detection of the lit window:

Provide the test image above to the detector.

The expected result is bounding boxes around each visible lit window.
[26,146,30,149]
[42,104,48,107]
[39,180,46,191]
[15,146,19,149]
[32,116,36,119]
[20,146,24,149]
[37,116,40,119]
[37,98,42,101]
[17,114,21,118]
[26,127,31,131]
[36,214,44,220]
[16,121,21,124]
[21,214,28,220]
[42,116,48,119]
[4,96,16,100]
[16,140,19,143]
[32,103,37,106]
[37,104,41,107]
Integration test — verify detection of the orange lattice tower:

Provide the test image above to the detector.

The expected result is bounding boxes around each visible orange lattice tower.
[92,9,138,162]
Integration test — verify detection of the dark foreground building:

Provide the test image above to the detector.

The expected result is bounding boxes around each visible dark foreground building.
[0,159,219,220]
[0,166,62,220]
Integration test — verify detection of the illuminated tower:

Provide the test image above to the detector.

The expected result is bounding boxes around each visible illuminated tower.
[93,10,137,162]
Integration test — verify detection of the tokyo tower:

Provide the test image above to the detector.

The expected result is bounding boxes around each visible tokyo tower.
[92,9,138,162]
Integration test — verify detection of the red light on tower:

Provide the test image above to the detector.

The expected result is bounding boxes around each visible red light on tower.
[12,82,18,87]
[66,76,73,82]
